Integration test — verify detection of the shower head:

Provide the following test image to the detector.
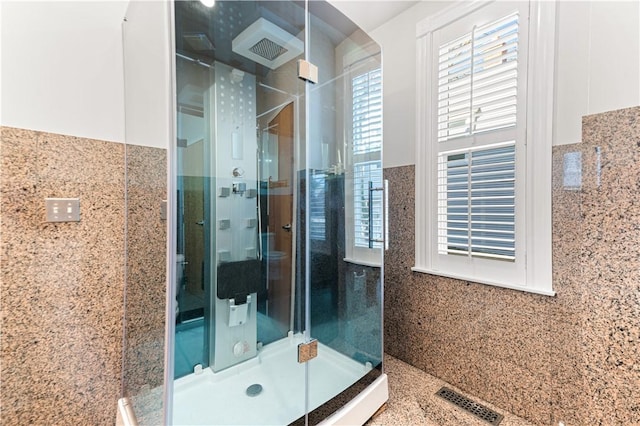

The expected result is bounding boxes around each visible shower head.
[230,68,245,83]
[232,17,303,70]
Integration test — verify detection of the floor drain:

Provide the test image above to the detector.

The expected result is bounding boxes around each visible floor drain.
[435,387,503,425]
[246,384,263,397]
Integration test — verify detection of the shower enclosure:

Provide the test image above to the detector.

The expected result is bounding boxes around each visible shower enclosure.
[122,0,386,424]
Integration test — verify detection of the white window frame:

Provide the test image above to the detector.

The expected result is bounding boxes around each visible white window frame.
[413,0,555,296]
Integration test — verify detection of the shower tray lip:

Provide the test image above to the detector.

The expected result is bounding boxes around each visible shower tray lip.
[172,333,376,425]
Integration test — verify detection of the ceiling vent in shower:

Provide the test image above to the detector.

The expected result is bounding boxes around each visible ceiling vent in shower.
[183,33,215,51]
[232,17,303,70]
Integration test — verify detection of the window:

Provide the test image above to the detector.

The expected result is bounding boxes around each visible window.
[309,170,326,241]
[414,1,555,295]
[346,67,384,265]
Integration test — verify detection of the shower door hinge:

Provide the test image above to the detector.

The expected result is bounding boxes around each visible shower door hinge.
[297,339,318,363]
[297,59,318,84]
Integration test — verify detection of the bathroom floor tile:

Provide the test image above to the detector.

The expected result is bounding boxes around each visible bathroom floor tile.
[368,355,534,426]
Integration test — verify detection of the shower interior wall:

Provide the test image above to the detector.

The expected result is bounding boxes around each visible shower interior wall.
[175,0,348,375]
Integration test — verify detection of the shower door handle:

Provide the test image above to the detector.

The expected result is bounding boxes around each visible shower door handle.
[195,220,205,226]
[383,179,389,251]
[282,223,292,232]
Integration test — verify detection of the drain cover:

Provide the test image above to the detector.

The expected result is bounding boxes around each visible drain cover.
[435,387,503,425]
[246,384,263,397]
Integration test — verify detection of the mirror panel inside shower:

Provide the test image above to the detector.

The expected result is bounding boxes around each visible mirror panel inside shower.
[172,1,382,424]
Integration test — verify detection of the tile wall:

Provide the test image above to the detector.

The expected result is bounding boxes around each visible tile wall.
[2,106,637,425]
[383,106,640,425]
[123,144,167,424]
[0,127,166,425]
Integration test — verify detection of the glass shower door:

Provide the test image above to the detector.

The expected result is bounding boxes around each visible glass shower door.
[303,2,385,422]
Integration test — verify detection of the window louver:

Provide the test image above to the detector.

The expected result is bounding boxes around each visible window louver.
[437,13,519,142]
[352,69,382,155]
[438,142,516,260]
[309,171,326,241]
[352,68,383,249]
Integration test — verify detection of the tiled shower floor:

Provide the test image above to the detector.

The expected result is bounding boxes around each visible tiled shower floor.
[368,355,534,426]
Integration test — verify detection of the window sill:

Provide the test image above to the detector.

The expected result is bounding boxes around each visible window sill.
[410,266,556,296]
[344,257,382,268]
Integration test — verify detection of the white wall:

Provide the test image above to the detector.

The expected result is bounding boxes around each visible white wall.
[1,1,129,143]
[122,0,172,149]
[370,1,448,168]
[2,0,637,153]
[371,1,640,167]
[555,1,640,145]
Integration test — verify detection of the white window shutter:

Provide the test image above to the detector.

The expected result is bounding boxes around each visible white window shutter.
[309,171,326,241]
[352,68,383,250]
[437,13,519,142]
[437,142,516,260]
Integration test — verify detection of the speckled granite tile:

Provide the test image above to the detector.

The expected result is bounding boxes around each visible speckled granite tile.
[576,106,640,424]
[1,128,126,425]
[479,308,552,377]
[1,126,38,185]
[122,145,167,411]
[368,355,535,426]
[130,385,164,426]
[548,318,587,425]
[580,290,640,424]
[551,144,585,323]
[37,131,125,185]
[384,166,415,274]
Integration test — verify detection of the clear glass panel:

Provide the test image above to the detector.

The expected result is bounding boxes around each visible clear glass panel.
[172,1,308,424]
[121,2,171,423]
[305,1,384,422]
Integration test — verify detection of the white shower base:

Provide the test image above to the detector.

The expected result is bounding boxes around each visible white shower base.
[172,334,381,425]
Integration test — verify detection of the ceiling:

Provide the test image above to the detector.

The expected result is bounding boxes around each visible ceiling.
[328,0,420,33]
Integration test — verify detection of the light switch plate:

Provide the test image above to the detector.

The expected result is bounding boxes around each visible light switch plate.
[160,200,167,220]
[45,198,80,222]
